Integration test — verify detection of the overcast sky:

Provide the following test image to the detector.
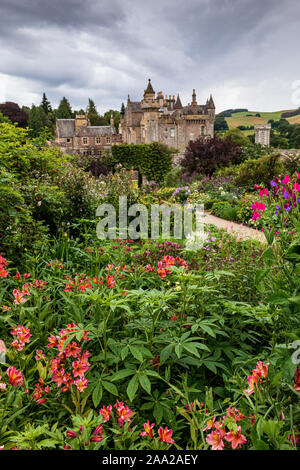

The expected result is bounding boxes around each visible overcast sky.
[0,0,299,114]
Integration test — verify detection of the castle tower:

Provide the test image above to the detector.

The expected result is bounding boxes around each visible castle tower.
[255,124,271,146]
[192,89,197,107]
[143,79,155,99]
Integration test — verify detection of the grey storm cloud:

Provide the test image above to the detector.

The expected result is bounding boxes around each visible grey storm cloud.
[0,0,125,30]
[0,0,299,112]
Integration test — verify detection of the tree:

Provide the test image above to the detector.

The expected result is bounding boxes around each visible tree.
[120,102,125,116]
[104,109,121,133]
[0,112,10,123]
[223,128,251,147]
[28,105,48,137]
[270,130,289,149]
[181,136,243,177]
[87,98,105,126]
[214,115,229,132]
[290,125,300,148]
[0,102,28,128]
[41,93,52,114]
[56,97,73,119]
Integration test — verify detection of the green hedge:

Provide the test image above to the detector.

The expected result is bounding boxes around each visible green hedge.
[107,142,173,183]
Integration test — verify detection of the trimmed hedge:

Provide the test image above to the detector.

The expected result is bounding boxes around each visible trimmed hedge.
[106,142,173,183]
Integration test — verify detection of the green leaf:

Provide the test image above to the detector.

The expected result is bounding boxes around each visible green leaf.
[129,345,143,362]
[183,343,200,357]
[199,324,215,337]
[153,402,163,424]
[138,373,151,394]
[160,344,173,363]
[110,369,135,382]
[253,439,270,450]
[205,362,217,373]
[92,382,103,408]
[175,343,183,358]
[102,381,118,396]
[127,374,139,402]
[121,346,129,361]
[263,246,275,266]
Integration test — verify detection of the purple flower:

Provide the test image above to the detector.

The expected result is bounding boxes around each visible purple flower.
[283,192,289,199]
[270,180,277,187]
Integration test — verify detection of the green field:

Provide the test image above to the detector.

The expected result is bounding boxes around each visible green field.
[225,109,299,131]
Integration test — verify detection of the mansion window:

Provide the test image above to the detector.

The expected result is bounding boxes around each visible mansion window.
[189,133,194,141]
[200,126,205,135]
[96,137,101,144]
[66,138,71,143]
[82,137,88,145]
[106,136,111,144]
[170,129,175,137]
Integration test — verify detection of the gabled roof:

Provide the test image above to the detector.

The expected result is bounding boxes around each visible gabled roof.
[76,125,115,136]
[180,104,208,116]
[56,119,76,137]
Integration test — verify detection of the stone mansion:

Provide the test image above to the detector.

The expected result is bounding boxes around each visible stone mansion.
[55,79,216,155]
[119,79,215,151]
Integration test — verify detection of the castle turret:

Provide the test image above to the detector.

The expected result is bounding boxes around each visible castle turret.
[207,94,215,109]
[192,89,197,106]
[144,79,155,99]
[174,94,183,109]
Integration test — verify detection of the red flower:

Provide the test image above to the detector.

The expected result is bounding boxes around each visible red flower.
[225,426,247,449]
[99,405,112,422]
[6,366,24,386]
[140,420,155,438]
[158,426,175,444]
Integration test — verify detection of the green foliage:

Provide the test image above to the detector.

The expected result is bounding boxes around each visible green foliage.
[107,142,173,183]
[223,128,251,147]
[211,201,239,221]
[56,97,73,119]
[214,115,229,132]
[234,153,284,189]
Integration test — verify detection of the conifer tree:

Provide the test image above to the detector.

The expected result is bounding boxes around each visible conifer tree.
[87,98,105,125]
[56,97,73,119]
[41,93,52,114]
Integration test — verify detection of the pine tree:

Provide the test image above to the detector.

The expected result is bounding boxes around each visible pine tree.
[56,97,73,119]
[120,102,125,116]
[87,98,105,125]
[41,93,52,114]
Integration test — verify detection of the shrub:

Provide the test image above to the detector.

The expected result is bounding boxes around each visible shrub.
[234,153,283,189]
[181,136,243,177]
[211,201,239,221]
[106,142,173,183]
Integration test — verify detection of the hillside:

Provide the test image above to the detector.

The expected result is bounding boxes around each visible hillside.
[222,109,300,132]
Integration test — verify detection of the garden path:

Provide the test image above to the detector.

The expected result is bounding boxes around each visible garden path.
[203,212,267,243]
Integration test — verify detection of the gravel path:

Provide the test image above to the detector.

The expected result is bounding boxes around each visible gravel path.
[203,212,266,243]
